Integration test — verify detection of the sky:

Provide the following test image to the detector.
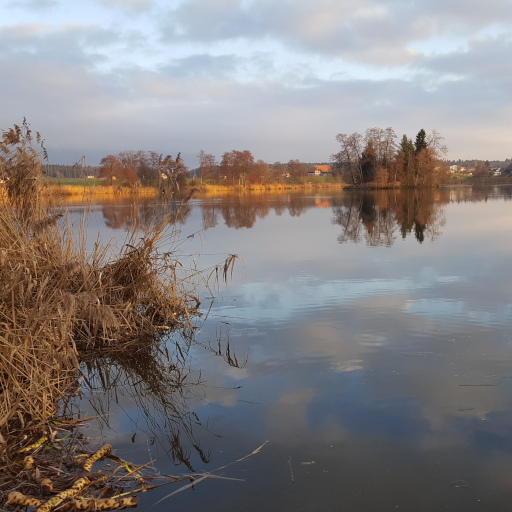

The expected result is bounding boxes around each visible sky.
[1,0,511,167]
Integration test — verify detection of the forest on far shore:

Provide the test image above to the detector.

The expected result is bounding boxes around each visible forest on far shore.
[42,127,512,188]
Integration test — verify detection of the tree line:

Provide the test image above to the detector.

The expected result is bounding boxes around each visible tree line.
[47,126,512,189]
[44,150,189,191]
[331,127,450,187]
[47,163,99,179]
[44,149,323,187]
[96,150,189,190]
[197,150,325,185]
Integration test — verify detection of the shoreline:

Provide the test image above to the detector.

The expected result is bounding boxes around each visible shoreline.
[43,180,347,197]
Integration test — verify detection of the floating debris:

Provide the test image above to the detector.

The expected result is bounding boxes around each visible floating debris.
[458,384,499,387]
[1,431,267,510]
[400,352,435,357]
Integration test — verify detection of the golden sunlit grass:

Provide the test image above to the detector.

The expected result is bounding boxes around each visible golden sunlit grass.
[43,183,158,199]
[195,181,347,196]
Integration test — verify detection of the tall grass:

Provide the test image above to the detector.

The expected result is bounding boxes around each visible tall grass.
[0,121,204,437]
[42,183,158,199]
[194,181,347,196]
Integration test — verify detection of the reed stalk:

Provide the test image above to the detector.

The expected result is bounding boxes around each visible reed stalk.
[0,122,202,437]
[0,121,245,510]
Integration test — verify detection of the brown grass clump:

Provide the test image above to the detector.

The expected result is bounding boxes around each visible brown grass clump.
[0,121,245,510]
[0,121,204,438]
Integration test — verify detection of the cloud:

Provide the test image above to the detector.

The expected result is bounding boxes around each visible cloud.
[8,0,58,10]
[159,53,239,78]
[0,0,511,163]
[417,33,512,81]
[0,23,121,65]
[97,0,153,12]
[158,0,512,65]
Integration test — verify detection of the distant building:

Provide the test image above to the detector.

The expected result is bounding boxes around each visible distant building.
[308,165,332,176]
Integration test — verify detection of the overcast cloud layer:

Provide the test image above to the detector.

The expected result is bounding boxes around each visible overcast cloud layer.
[1,0,511,166]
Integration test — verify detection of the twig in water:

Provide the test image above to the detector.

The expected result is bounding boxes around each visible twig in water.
[288,456,294,482]
[153,441,268,505]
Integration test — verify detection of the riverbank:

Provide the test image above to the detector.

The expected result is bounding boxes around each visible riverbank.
[44,180,346,195]
[43,182,158,199]
[190,180,347,195]
[1,180,347,202]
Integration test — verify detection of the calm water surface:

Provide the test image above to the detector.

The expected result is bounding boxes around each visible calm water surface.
[72,186,512,511]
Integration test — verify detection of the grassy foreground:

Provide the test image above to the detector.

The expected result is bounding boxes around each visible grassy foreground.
[0,123,237,508]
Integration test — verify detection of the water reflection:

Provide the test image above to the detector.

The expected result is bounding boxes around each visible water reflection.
[98,197,194,232]
[79,333,210,471]
[72,185,512,511]
[92,186,512,250]
[78,325,248,473]
[331,189,447,245]
[199,194,314,230]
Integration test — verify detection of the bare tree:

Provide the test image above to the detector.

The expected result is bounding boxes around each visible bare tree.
[287,159,309,183]
[332,132,364,185]
[198,150,218,183]
[219,150,256,185]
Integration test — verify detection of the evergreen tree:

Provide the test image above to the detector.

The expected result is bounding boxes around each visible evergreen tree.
[361,141,376,183]
[400,135,415,159]
[414,129,427,154]
[400,134,415,185]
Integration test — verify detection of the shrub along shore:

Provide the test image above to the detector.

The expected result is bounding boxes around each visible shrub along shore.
[0,123,242,509]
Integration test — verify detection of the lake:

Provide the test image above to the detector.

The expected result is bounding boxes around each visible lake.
[71,185,512,511]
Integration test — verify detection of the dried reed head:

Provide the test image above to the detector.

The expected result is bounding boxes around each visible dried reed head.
[0,122,215,445]
[0,118,47,220]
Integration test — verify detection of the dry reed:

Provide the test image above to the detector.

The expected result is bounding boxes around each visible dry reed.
[1,424,265,512]
[0,123,212,456]
[195,181,347,196]
[42,184,158,199]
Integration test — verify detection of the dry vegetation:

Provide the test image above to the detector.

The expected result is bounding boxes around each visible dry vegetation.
[195,181,346,196]
[0,121,234,509]
[42,183,158,200]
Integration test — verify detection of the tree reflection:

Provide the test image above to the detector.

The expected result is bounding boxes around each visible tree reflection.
[200,194,313,229]
[331,194,365,244]
[332,189,447,246]
[96,186,511,247]
[198,190,449,246]
[101,203,139,230]
[100,197,193,232]
[201,195,272,229]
